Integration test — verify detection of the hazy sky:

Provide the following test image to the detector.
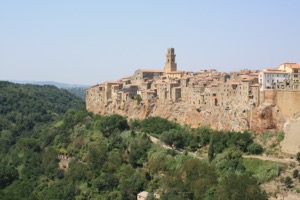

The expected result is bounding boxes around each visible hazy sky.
[1,1,300,85]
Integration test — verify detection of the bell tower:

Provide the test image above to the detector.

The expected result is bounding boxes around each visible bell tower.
[164,48,177,72]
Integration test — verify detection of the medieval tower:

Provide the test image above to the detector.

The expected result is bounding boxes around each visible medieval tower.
[164,48,177,72]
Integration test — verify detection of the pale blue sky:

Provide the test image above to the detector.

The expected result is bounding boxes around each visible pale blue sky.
[1,1,300,85]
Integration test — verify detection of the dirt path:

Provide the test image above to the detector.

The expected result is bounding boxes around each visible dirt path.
[242,155,296,164]
[148,134,297,164]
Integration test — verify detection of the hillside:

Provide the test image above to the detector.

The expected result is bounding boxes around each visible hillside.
[66,87,87,101]
[10,80,89,89]
[0,82,271,200]
[0,81,84,136]
[9,80,88,101]
[1,81,299,199]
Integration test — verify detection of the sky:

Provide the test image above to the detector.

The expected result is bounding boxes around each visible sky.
[1,1,300,85]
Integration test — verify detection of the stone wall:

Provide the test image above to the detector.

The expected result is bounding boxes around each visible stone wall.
[275,90,300,118]
[86,81,300,132]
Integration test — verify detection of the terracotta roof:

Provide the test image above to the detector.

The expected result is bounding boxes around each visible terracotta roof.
[204,77,214,81]
[279,63,300,69]
[147,89,156,93]
[242,77,255,81]
[229,82,241,85]
[291,64,300,69]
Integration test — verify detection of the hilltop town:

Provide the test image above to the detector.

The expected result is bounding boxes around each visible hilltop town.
[86,48,300,153]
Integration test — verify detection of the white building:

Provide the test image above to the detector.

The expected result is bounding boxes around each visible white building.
[259,69,290,91]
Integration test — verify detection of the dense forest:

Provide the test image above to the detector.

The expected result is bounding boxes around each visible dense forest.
[0,81,278,199]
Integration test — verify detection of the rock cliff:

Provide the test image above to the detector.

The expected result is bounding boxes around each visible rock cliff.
[87,96,287,133]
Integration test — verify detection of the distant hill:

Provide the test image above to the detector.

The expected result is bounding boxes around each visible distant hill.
[9,80,89,101]
[10,80,89,89]
[0,81,84,135]
[66,87,87,101]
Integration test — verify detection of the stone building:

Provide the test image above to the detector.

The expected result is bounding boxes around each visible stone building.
[164,48,177,72]
[86,48,300,128]
[259,69,290,90]
[277,62,300,82]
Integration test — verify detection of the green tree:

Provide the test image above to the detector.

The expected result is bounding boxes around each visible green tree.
[213,147,243,173]
[87,140,108,171]
[215,173,267,200]
[161,129,184,149]
[140,116,177,135]
[296,152,300,163]
[128,134,151,166]
[284,176,293,188]
[193,126,212,146]
[0,163,18,189]
[293,169,299,179]
[97,114,129,137]
[247,143,263,154]
[134,94,142,103]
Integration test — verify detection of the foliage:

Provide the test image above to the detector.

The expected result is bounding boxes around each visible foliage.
[242,158,283,183]
[296,152,300,163]
[247,143,263,154]
[213,147,244,174]
[95,114,129,137]
[66,87,87,101]
[260,132,273,145]
[293,169,299,179]
[161,129,185,149]
[208,131,254,161]
[284,176,293,188]
[192,126,212,146]
[140,116,177,135]
[0,83,272,199]
[214,173,267,200]
[0,81,83,135]
[276,131,285,142]
[134,94,142,103]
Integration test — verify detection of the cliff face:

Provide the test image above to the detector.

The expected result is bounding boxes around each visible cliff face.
[87,95,287,133]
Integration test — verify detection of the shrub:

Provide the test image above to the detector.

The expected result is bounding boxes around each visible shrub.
[293,169,299,179]
[247,143,263,154]
[296,152,300,163]
[140,117,177,135]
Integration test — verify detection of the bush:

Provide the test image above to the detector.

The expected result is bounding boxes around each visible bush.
[243,158,283,183]
[140,117,177,135]
[296,152,300,163]
[293,169,299,179]
[247,143,263,154]
[284,176,293,188]
[276,131,285,142]
[97,114,129,137]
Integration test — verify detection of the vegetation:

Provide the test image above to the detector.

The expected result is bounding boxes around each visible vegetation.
[0,82,272,199]
[242,158,284,184]
[66,87,87,101]
[296,152,300,163]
